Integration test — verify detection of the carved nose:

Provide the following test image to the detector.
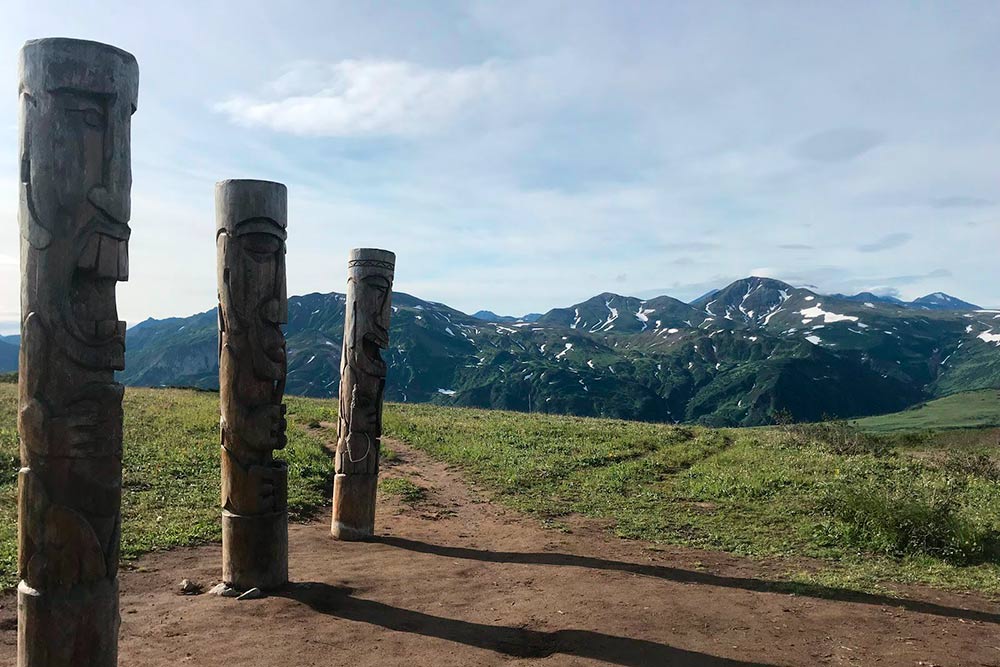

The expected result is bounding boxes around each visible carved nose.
[88,185,131,223]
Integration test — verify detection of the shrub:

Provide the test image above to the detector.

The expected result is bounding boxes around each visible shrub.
[944,451,1000,482]
[820,463,1000,564]
[793,420,892,457]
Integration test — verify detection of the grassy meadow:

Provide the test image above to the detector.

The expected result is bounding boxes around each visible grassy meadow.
[855,388,1000,432]
[1,382,998,597]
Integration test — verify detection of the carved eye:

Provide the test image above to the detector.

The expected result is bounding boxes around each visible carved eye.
[83,109,104,128]
[242,232,281,255]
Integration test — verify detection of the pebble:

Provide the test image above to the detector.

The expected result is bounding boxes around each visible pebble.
[208,583,240,598]
[178,579,202,595]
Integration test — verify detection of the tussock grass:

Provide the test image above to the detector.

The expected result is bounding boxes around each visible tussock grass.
[818,459,1000,565]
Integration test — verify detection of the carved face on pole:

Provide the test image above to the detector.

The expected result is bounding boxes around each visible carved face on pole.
[19,39,138,372]
[217,188,288,385]
[332,248,395,540]
[16,39,138,666]
[345,252,395,380]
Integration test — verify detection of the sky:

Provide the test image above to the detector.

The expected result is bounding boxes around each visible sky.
[0,1,998,334]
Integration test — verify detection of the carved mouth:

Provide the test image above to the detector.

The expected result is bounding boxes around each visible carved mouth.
[362,335,388,367]
[70,231,128,345]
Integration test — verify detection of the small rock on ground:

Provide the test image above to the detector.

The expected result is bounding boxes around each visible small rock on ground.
[207,583,241,598]
[178,579,203,595]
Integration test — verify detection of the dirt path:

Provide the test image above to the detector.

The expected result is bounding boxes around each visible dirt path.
[2,438,999,666]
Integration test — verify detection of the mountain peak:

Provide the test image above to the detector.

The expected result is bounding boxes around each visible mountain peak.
[910,292,980,311]
[691,277,797,307]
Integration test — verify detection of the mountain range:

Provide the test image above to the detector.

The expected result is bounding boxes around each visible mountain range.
[2,277,998,426]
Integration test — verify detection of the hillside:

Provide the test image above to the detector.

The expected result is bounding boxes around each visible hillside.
[0,341,16,373]
[3,277,998,426]
[854,389,1000,432]
[115,277,1000,426]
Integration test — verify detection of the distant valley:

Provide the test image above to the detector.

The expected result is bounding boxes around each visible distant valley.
[3,277,999,426]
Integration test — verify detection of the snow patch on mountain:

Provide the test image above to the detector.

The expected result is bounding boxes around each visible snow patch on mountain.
[977,331,1000,345]
[799,303,859,324]
[592,299,620,333]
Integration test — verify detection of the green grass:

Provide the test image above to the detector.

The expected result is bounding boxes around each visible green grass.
[854,389,1000,432]
[0,385,333,589]
[1,385,998,598]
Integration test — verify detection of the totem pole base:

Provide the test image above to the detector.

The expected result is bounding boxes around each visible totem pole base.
[222,509,288,590]
[17,578,119,667]
[331,473,378,540]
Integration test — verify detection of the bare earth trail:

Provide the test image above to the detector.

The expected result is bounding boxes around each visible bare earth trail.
[2,437,999,666]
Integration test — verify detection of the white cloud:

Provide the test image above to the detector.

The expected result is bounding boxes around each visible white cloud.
[214,59,506,137]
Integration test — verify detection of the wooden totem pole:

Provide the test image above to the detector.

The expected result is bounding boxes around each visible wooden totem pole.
[331,249,395,540]
[16,38,138,666]
[216,180,289,590]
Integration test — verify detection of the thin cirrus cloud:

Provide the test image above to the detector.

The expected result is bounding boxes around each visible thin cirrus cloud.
[929,195,995,209]
[793,128,886,163]
[857,232,912,253]
[213,59,506,137]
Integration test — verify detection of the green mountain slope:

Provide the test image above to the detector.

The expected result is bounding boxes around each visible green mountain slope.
[6,277,997,427]
[853,389,1000,432]
[0,341,17,373]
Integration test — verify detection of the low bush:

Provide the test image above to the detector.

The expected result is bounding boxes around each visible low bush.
[819,461,1000,564]
[792,420,892,457]
[944,451,1000,482]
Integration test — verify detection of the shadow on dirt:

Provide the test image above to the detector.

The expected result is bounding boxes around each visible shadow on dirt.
[376,536,1000,625]
[277,582,777,667]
